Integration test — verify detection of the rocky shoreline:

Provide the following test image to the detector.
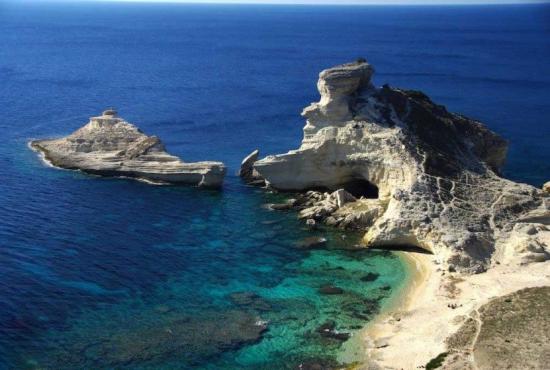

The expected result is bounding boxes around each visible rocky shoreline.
[30,109,226,188]
[241,59,550,369]
[28,60,550,369]
[262,188,382,231]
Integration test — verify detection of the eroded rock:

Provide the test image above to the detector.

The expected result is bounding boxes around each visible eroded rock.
[239,149,264,185]
[31,110,226,187]
[252,60,549,273]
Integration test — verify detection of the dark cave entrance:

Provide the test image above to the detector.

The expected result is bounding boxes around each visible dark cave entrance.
[340,178,379,199]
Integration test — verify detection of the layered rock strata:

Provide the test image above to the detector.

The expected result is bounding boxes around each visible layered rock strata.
[31,110,226,187]
[251,60,549,273]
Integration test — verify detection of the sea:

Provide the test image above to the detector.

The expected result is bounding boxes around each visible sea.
[0,2,549,369]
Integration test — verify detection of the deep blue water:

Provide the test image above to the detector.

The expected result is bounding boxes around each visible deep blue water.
[0,2,549,369]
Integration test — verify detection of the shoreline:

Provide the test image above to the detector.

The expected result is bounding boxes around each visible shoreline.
[28,140,172,186]
[359,251,434,367]
[28,141,57,169]
[382,250,433,320]
[337,250,433,367]
[358,251,550,369]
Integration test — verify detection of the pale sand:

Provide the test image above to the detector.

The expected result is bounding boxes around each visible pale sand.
[337,251,431,366]
[361,253,550,369]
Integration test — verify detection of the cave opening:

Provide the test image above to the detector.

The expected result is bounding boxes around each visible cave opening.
[341,178,379,199]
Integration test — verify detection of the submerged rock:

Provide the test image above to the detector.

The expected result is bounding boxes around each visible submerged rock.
[318,284,344,295]
[228,291,272,312]
[305,218,317,229]
[28,308,267,368]
[252,60,550,273]
[268,198,297,210]
[316,320,351,342]
[295,236,327,249]
[30,110,226,187]
[359,272,379,282]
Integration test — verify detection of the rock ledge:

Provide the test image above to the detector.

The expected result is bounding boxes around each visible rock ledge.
[31,110,226,188]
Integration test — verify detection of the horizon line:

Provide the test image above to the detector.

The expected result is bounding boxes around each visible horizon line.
[10,0,550,6]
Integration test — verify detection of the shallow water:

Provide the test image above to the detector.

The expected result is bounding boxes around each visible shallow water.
[1,174,407,368]
[0,2,549,369]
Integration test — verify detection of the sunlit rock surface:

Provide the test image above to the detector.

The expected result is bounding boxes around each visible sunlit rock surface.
[31,110,226,187]
[254,60,550,273]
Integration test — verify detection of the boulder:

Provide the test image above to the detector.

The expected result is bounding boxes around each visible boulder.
[333,189,356,208]
[305,218,317,229]
[239,149,263,184]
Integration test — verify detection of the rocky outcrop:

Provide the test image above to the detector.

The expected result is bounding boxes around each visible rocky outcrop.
[288,189,383,231]
[253,60,549,273]
[239,149,259,179]
[543,181,550,194]
[31,110,226,187]
[239,149,264,185]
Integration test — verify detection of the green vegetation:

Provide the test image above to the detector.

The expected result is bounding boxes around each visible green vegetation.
[425,352,449,370]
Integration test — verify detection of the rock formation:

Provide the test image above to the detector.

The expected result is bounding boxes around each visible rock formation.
[251,60,550,273]
[31,110,226,188]
[239,149,264,185]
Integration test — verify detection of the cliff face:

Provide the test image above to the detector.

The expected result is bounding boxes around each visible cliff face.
[254,61,549,273]
[31,111,226,188]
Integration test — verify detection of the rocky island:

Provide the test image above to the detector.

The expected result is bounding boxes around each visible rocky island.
[31,110,226,188]
[242,60,550,369]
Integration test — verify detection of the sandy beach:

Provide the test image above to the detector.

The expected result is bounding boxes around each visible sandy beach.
[362,252,550,369]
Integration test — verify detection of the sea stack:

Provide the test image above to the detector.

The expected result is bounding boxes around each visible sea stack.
[251,60,549,273]
[31,110,226,188]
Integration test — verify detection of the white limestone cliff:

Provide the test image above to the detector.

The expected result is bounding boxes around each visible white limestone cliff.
[253,60,550,273]
[31,110,226,188]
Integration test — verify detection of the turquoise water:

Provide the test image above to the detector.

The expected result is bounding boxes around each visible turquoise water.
[1,2,549,369]
[4,177,407,369]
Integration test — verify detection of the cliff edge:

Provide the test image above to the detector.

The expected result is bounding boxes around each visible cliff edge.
[253,60,549,273]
